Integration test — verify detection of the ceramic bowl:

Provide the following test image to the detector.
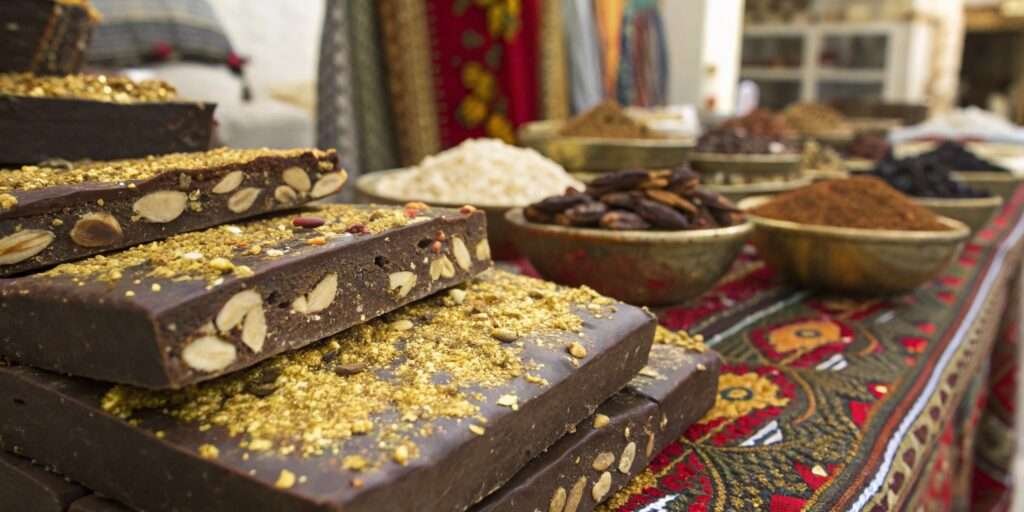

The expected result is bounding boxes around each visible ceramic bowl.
[688,152,803,180]
[518,120,695,171]
[705,176,813,203]
[738,196,971,296]
[951,172,1023,202]
[504,209,753,306]
[914,195,1003,234]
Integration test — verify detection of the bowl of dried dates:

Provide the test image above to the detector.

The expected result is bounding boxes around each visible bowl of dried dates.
[506,168,753,306]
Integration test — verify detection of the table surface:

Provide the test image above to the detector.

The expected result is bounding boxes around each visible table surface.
[575,187,1024,512]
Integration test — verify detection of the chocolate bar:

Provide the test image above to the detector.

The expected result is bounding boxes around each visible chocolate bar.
[0,271,655,512]
[0,452,129,512]
[0,147,342,276]
[69,496,131,512]
[473,336,720,512]
[0,1,97,75]
[0,73,214,164]
[0,204,490,388]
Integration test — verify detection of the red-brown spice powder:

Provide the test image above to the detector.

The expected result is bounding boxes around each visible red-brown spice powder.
[751,177,950,231]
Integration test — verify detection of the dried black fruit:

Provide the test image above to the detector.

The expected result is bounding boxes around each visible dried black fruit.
[694,190,740,212]
[532,194,591,214]
[600,210,650,230]
[635,199,691,229]
[586,169,649,195]
[599,191,641,210]
[563,201,608,226]
[668,166,700,194]
[524,206,554,223]
[645,189,698,215]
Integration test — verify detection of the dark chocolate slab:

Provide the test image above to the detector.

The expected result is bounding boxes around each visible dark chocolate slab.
[0,204,490,388]
[472,343,721,512]
[0,451,87,512]
[0,272,655,512]
[0,95,215,165]
[0,1,96,75]
[69,496,133,512]
[0,147,342,276]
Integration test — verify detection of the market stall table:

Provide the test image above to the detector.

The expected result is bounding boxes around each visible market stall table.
[513,186,1024,511]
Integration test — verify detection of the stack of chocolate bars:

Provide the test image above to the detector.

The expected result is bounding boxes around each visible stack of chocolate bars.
[0,3,722,511]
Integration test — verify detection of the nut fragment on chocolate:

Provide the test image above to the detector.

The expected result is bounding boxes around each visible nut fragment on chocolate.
[227,188,262,213]
[70,213,125,248]
[274,185,299,204]
[212,171,244,194]
[181,336,237,372]
[389,271,417,298]
[133,190,188,223]
[0,229,55,264]
[282,167,312,193]
[311,172,348,199]
[452,236,472,271]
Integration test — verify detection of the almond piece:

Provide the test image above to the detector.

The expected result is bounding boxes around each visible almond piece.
[592,451,615,471]
[274,185,298,204]
[310,171,348,199]
[438,255,456,279]
[388,271,417,298]
[70,213,124,248]
[306,273,338,313]
[452,236,471,271]
[215,290,262,332]
[592,471,612,502]
[227,187,262,213]
[241,306,267,353]
[133,191,188,223]
[618,441,636,473]
[475,239,491,261]
[0,229,55,265]
[565,476,587,512]
[211,171,244,194]
[282,167,312,193]
[549,487,567,512]
[291,295,309,314]
[181,336,237,372]
[429,258,444,281]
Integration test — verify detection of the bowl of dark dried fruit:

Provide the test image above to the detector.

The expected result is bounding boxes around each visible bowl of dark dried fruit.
[505,168,753,306]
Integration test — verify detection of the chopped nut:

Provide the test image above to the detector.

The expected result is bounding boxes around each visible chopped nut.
[565,476,587,512]
[448,288,467,305]
[491,328,518,343]
[0,229,55,265]
[593,413,610,429]
[592,451,615,471]
[388,271,417,298]
[0,193,17,210]
[241,305,267,353]
[274,469,296,489]
[304,273,338,313]
[475,239,491,261]
[209,257,234,272]
[333,363,366,377]
[197,444,219,459]
[430,240,443,254]
[568,341,587,359]
[646,431,655,457]
[496,394,518,410]
[549,487,567,512]
[133,190,188,223]
[392,445,410,465]
[292,216,326,229]
[618,441,636,473]
[307,236,327,246]
[215,289,262,332]
[234,265,255,278]
[282,167,312,193]
[274,185,299,204]
[341,455,368,471]
[227,187,262,213]
[468,424,486,436]
[291,296,309,314]
[592,471,612,502]
[70,212,124,248]
[211,171,244,194]
[151,283,161,292]
[181,336,237,372]
[459,205,477,215]
[452,236,471,271]
[391,319,414,331]
[310,171,348,199]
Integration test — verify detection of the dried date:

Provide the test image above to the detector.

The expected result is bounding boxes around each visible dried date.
[599,191,641,210]
[635,199,690,229]
[644,189,698,215]
[563,201,608,226]
[532,194,591,214]
[587,169,649,195]
[600,210,651,230]
[524,206,554,223]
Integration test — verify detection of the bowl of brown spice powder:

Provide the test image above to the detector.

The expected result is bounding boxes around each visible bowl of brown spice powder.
[738,177,970,296]
[519,101,694,172]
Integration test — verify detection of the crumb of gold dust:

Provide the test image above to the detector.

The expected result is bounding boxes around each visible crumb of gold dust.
[101,272,614,469]
[43,205,410,283]
[0,147,333,193]
[0,72,175,103]
[654,326,706,352]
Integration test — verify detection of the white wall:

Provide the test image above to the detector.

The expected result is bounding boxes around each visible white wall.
[660,0,745,114]
[208,0,325,96]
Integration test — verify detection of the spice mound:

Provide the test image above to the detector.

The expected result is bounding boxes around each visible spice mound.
[373,138,582,206]
[872,154,988,199]
[0,73,177,103]
[524,167,744,231]
[751,177,951,231]
[719,108,797,139]
[558,100,659,139]
[920,141,1008,173]
[782,102,850,135]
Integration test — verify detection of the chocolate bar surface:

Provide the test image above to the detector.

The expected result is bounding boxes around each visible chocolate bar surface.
[0,271,655,512]
[0,204,490,388]
[0,2,97,75]
[473,330,721,512]
[0,450,87,512]
[0,147,343,276]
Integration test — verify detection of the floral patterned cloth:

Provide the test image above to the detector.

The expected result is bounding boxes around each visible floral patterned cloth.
[517,186,1024,511]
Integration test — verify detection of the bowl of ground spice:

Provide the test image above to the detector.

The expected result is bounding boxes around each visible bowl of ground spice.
[518,100,694,171]
[738,177,970,295]
[506,168,753,306]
